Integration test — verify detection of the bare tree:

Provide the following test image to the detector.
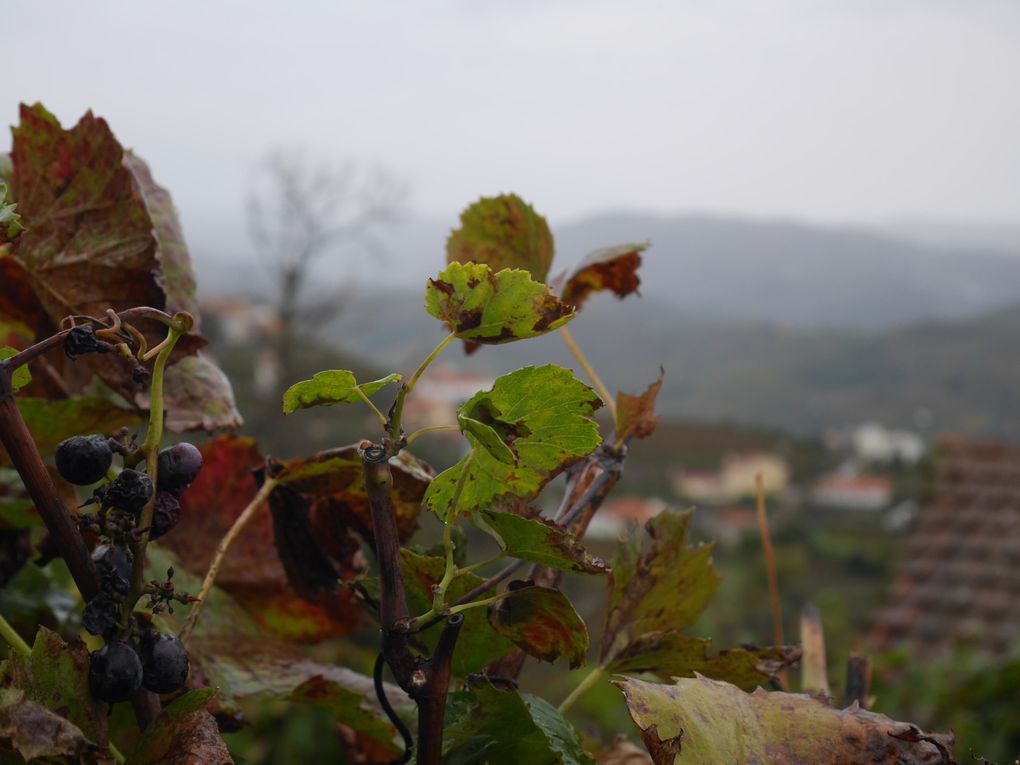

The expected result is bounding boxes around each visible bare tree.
[245,148,407,386]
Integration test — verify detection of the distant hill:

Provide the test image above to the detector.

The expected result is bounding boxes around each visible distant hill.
[193,211,1020,331]
[553,212,1020,329]
[327,292,1020,441]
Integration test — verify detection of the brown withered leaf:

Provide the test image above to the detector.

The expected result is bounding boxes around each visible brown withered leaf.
[161,436,362,642]
[0,688,100,763]
[124,690,232,765]
[615,370,664,443]
[614,675,955,765]
[553,243,648,310]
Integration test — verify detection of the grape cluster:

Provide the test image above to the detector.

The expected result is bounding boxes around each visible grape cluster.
[53,433,202,704]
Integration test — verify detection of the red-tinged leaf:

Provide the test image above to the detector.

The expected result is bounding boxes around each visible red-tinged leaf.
[123,690,232,765]
[615,370,664,443]
[614,675,955,765]
[157,354,244,432]
[554,243,648,310]
[0,688,100,763]
[160,436,362,642]
[480,507,609,574]
[603,633,800,690]
[597,736,653,765]
[148,546,400,713]
[488,580,589,669]
[601,511,721,666]
[288,676,401,760]
[0,626,108,747]
[277,445,432,545]
[446,194,555,283]
[5,103,240,431]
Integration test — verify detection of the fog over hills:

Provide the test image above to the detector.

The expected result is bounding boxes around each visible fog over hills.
[193,211,1020,331]
[193,212,1020,440]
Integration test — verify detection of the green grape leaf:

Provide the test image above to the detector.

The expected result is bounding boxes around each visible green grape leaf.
[480,508,609,574]
[615,370,664,443]
[282,370,401,414]
[0,626,107,747]
[288,676,401,759]
[614,675,955,765]
[0,688,97,763]
[446,194,555,283]
[424,365,602,519]
[553,242,648,311]
[601,511,721,667]
[0,348,30,392]
[395,549,515,676]
[124,690,231,765]
[488,582,589,669]
[0,182,23,241]
[444,677,595,765]
[604,633,800,690]
[0,397,141,467]
[425,262,575,347]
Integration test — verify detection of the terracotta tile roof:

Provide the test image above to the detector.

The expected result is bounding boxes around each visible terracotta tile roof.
[869,438,1020,658]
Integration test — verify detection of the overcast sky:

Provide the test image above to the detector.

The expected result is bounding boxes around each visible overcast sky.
[6,1,1020,244]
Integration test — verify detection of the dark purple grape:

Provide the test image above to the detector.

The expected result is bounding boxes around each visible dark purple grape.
[92,543,132,597]
[149,492,181,540]
[102,469,153,514]
[55,435,113,486]
[63,324,111,359]
[139,632,189,694]
[157,443,202,496]
[82,593,121,639]
[88,641,142,703]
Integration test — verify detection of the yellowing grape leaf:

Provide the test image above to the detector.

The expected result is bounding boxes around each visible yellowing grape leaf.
[480,508,609,574]
[446,194,554,283]
[601,511,721,666]
[282,371,401,414]
[487,581,589,669]
[554,243,647,310]
[614,675,955,765]
[604,633,800,691]
[424,365,602,520]
[425,262,575,347]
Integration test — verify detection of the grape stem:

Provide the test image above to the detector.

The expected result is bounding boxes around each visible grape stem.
[386,332,455,452]
[179,475,279,645]
[558,325,616,422]
[123,314,191,629]
[557,666,605,715]
[0,613,30,655]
